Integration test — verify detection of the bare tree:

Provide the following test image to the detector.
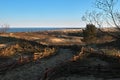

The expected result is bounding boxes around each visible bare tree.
[0,24,10,33]
[82,0,120,39]
[95,0,120,29]
[82,11,103,28]
[95,0,120,39]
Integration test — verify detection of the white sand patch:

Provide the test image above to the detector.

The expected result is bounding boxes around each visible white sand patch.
[0,44,7,48]
[49,38,66,43]
[49,37,82,43]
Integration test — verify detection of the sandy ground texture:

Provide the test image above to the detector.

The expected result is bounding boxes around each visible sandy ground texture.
[0,49,120,80]
[0,48,74,80]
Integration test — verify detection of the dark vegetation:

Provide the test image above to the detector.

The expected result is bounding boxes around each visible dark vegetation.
[83,24,97,44]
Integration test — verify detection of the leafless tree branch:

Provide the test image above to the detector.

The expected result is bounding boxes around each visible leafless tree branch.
[0,24,10,33]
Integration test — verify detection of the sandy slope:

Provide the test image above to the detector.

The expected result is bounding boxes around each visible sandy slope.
[0,48,73,80]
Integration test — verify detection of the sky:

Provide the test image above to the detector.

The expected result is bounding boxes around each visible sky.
[0,0,119,28]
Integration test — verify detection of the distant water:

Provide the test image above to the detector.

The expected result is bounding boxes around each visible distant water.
[7,28,64,32]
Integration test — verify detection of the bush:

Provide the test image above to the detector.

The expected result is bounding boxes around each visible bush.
[83,24,97,44]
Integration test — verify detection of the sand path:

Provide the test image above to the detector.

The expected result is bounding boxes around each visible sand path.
[0,48,73,80]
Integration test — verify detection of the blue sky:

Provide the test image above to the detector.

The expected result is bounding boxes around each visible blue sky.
[0,0,119,28]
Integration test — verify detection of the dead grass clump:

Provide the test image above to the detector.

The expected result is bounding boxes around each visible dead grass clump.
[33,48,57,60]
[0,37,47,57]
[0,43,21,57]
[101,48,120,57]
